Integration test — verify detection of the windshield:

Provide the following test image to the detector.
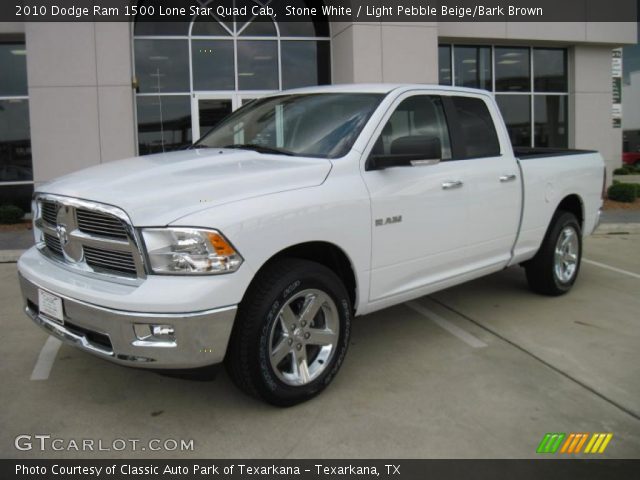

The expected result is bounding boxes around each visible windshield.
[194,93,384,159]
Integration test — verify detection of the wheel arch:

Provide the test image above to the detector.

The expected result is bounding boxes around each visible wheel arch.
[251,241,359,313]
[555,194,584,231]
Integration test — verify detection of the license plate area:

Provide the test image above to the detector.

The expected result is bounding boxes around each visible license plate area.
[38,289,64,325]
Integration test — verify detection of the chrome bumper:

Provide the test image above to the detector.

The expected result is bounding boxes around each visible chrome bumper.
[19,274,237,369]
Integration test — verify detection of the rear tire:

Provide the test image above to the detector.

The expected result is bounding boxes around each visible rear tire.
[525,211,582,296]
[225,258,352,406]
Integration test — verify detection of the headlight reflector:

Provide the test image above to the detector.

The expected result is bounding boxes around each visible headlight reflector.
[141,228,243,275]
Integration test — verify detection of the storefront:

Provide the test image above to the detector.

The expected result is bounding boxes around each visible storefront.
[0,11,636,209]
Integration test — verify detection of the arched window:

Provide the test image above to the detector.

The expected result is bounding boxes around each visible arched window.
[133,0,331,155]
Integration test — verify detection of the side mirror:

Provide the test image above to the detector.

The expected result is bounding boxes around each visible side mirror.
[368,136,441,170]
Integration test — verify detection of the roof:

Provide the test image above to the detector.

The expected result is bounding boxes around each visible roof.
[272,83,494,97]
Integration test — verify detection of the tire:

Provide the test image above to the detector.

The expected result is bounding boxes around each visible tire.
[225,258,352,406]
[525,211,582,296]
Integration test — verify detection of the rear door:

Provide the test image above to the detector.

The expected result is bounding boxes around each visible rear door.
[445,95,521,269]
[362,93,471,301]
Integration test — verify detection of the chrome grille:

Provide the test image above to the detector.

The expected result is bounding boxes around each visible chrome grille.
[41,201,58,225]
[43,233,63,257]
[76,209,128,239]
[83,245,137,276]
[35,195,145,281]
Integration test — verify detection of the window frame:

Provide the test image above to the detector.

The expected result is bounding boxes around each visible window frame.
[132,13,331,155]
[438,43,570,149]
[365,93,455,171]
[0,39,33,203]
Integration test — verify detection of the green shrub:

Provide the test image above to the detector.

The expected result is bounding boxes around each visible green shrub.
[607,183,637,202]
[0,204,25,224]
[614,167,629,175]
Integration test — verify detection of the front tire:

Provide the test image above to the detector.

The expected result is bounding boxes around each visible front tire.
[225,258,352,406]
[525,211,582,296]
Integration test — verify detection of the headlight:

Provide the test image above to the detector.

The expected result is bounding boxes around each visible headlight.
[141,228,243,275]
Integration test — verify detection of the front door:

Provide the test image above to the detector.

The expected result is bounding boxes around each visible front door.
[362,93,471,302]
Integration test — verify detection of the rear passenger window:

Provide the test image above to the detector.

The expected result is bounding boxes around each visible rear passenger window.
[451,97,501,158]
[371,95,452,160]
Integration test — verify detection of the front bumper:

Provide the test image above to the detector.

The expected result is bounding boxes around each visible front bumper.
[19,274,237,369]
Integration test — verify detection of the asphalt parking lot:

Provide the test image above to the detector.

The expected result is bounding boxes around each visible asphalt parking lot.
[1,228,639,459]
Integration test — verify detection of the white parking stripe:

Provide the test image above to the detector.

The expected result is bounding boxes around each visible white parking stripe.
[405,301,487,348]
[30,337,62,381]
[583,258,640,280]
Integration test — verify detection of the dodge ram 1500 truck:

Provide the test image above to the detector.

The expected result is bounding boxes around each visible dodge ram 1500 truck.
[18,84,605,405]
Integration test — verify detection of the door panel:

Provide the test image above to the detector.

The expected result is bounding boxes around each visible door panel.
[446,96,521,268]
[363,94,470,301]
[366,162,471,300]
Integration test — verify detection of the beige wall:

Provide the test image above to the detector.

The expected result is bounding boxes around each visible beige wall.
[570,45,621,181]
[331,22,439,84]
[25,22,135,185]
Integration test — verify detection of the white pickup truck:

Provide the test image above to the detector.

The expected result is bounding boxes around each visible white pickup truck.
[18,84,605,405]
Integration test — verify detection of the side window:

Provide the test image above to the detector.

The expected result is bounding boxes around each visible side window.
[450,97,501,158]
[371,95,452,160]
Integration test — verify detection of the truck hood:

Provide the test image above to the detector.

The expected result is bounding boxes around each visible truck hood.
[38,149,332,226]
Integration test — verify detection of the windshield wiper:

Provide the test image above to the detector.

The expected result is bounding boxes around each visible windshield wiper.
[222,143,295,156]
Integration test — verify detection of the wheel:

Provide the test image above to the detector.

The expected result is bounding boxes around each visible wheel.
[525,211,582,296]
[225,258,352,406]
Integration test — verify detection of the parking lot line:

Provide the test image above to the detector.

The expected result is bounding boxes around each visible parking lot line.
[405,301,488,348]
[583,258,640,280]
[30,336,62,381]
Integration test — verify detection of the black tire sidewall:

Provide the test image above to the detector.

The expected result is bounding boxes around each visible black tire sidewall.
[253,262,351,405]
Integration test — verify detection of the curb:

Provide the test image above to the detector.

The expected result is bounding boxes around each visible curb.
[0,250,24,263]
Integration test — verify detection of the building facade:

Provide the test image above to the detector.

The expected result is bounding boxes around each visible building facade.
[0,16,637,210]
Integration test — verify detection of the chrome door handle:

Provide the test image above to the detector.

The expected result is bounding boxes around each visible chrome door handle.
[441,180,463,190]
[499,174,517,182]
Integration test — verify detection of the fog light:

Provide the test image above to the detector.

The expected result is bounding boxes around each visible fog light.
[133,324,176,345]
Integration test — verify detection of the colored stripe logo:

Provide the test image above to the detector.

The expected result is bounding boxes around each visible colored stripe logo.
[537,433,613,454]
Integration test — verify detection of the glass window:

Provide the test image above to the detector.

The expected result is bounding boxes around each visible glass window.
[192,40,235,91]
[372,96,452,160]
[134,40,189,93]
[282,42,331,90]
[495,47,530,92]
[438,45,452,86]
[0,44,28,96]
[237,41,278,90]
[196,93,383,159]
[454,46,492,91]
[239,20,277,37]
[534,96,568,147]
[134,22,190,36]
[0,184,32,211]
[191,17,231,36]
[450,97,500,158]
[496,95,532,147]
[0,99,32,182]
[534,49,567,92]
[136,96,191,155]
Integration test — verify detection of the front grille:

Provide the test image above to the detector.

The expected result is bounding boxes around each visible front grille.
[76,208,128,239]
[36,195,144,281]
[41,201,58,225]
[44,233,63,257]
[83,245,137,276]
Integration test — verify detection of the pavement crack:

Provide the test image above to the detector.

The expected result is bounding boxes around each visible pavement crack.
[430,297,640,422]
